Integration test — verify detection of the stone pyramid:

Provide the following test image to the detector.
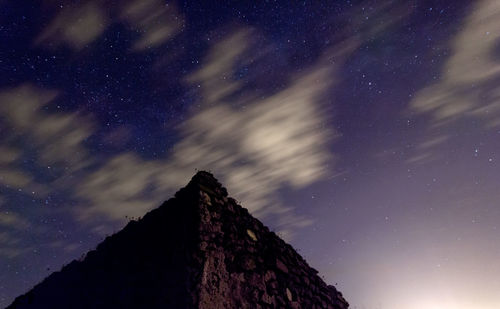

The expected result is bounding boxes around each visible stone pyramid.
[7,171,349,309]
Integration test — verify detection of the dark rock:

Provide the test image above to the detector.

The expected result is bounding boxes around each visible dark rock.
[242,257,256,271]
[276,258,289,274]
[303,276,310,285]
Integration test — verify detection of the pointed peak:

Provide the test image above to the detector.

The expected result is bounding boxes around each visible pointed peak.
[8,170,349,309]
[187,170,228,197]
[190,170,217,184]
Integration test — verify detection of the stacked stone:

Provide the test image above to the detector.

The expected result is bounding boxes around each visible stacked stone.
[7,171,348,309]
[181,171,349,309]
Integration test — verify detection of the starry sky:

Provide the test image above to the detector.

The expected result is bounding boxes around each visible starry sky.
[1,0,500,308]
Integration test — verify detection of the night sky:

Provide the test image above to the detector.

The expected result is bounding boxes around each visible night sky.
[1,0,500,308]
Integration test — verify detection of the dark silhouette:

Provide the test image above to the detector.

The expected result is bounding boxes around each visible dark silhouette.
[7,171,349,308]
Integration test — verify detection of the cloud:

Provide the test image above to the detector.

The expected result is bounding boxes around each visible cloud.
[0,145,30,188]
[407,0,500,163]
[120,0,183,51]
[0,233,31,259]
[0,84,95,168]
[0,84,95,258]
[0,84,58,130]
[4,27,348,240]
[0,212,30,230]
[175,65,337,218]
[0,211,31,258]
[0,84,95,194]
[34,0,183,52]
[175,29,351,224]
[35,2,108,50]
[35,112,94,169]
[0,169,32,188]
[0,146,20,164]
[75,29,347,239]
[75,153,186,221]
[186,29,254,105]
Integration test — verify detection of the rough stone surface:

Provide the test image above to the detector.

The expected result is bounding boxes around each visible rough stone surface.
[7,171,349,309]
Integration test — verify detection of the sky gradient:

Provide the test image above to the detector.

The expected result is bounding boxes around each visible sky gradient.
[1,1,499,308]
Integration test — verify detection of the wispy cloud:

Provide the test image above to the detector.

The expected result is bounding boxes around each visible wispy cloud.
[0,146,31,187]
[178,63,337,217]
[120,0,183,51]
[186,29,255,106]
[0,84,94,166]
[35,2,108,50]
[0,210,31,259]
[407,0,500,163]
[0,212,30,230]
[0,84,94,196]
[3,26,351,241]
[75,29,351,238]
[34,0,183,52]
[75,153,186,221]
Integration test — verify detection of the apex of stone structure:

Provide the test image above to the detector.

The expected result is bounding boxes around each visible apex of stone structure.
[185,170,229,197]
[8,171,349,309]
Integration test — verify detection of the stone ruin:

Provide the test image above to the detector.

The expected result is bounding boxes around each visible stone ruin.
[7,171,349,308]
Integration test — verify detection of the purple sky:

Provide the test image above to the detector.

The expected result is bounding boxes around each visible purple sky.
[1,1,499,308]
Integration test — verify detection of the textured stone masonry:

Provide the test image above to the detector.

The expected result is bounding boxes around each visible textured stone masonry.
[7,171,349,309]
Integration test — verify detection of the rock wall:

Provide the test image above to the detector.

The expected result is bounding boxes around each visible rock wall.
[7,190,200,309]
[7,171,348,309]
[184,171,349,309]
